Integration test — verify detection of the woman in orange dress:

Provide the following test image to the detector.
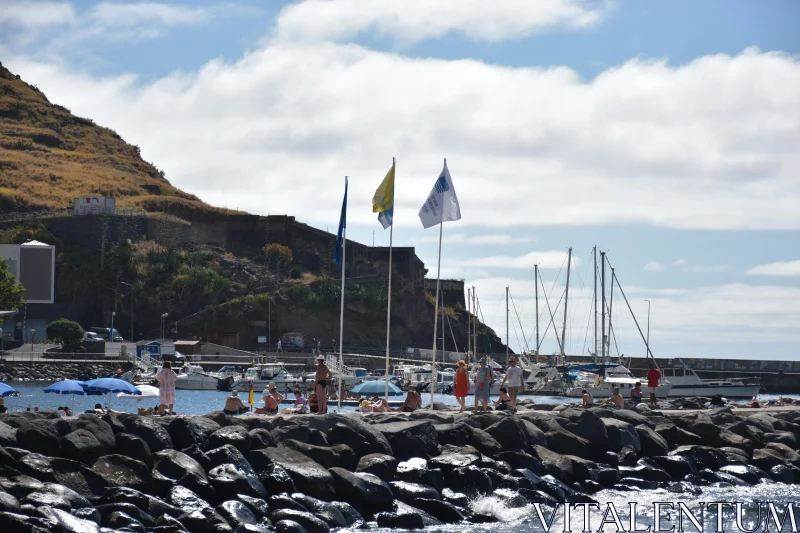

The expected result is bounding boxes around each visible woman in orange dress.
[454,360,469,412]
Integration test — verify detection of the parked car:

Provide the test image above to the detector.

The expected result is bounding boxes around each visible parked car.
[88,327,123,342]
[83,332,102,341]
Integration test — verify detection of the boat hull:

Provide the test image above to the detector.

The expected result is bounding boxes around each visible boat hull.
[174,376,219,390]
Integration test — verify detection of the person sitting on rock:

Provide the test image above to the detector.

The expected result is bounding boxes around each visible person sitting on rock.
[494,387,512,411]
[223,390,248,415]
[750,396,762,408]
[631,382,643,405]
[582,389,595,408]
[62,405,73,417]
[307,390,319,414]
[397,385,422,413]
[359,400,374,412]
[604,387,625,408]
[372,398,391,413]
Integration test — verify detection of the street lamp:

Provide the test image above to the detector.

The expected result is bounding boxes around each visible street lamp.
[120,281,133,341]
[644,300,651,359]
[30,329,36,354]
[161,313,169,340]
[110,312,116,342]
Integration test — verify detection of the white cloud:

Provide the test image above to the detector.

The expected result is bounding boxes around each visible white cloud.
[9,46,799,231]
[643,261,664,272]
[747,260,800,277]
[418,232,535,245]
[682,264,728,273]
[674,259,688,266]
[88,2,212,28]
[273,0,606,44]
[0,1,75,28]
[461,251,578,269]
[473,279,800,357]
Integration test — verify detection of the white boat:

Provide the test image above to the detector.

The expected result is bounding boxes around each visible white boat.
[174,365,221,390]
[561,362,672,399]
[231,361,304,392]
[661,359,761,398]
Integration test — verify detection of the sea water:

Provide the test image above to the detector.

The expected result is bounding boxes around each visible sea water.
[4,382,797,416]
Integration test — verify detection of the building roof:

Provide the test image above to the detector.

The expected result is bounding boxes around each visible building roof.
[174,340,201,346]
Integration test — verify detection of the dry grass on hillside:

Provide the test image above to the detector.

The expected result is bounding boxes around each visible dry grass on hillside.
[0,62,223,218]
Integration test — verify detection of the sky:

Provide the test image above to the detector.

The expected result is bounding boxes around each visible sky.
[1,0,799,360]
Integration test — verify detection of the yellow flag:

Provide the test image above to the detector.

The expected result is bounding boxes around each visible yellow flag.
[372,160,395,229]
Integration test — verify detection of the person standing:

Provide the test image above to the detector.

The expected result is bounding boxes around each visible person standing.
[500,356,523,410]
[454,360,469,412]
[315,355,333,414]
[647,362,661,405]
[474,357,494,412]
[277,339,282,352]
[156,361,178,415]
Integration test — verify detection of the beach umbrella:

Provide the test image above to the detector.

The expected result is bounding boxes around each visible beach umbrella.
[0,382,18,398]
[117,384,160,400]
[350,380,404,397]
[83,378,140,408]
[43,379,101,412]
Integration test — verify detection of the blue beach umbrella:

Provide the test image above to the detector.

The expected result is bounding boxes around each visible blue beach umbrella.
[83,378,140,409]
[0,382,19,398]
[43,380,101,412]
[349,380,404,397]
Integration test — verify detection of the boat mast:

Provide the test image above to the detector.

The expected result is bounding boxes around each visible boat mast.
[472,286,477,361]
[534,264,539,357]
[506,286,509,365]
[593,246,597,360]
[608,265,615,360]
[560,247,572,358]
[467,287,471,359]
[601,251,606,361]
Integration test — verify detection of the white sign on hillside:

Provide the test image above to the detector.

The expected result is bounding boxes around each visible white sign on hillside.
[74,196,116,215]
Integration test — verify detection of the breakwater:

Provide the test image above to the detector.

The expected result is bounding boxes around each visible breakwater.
[1,406,799,532]
[0,362,124,383]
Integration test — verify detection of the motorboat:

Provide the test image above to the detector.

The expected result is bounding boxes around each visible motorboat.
[660,359,761,398]
[174,364,221,390]
[560,362,672,399]
[231,361,304,392]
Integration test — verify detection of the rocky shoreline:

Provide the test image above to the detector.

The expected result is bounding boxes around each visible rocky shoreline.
[0,363,123,383]
[1,405,799,532]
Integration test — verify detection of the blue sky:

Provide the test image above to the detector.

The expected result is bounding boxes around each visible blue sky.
[2,0,798,359]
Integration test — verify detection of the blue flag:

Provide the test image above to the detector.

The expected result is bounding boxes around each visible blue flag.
[334,178,348,266]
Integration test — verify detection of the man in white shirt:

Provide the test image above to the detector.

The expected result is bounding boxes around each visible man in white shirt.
[501,356,524,409]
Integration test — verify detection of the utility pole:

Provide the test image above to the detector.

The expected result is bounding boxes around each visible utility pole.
[534,264,539,356]
[505,286,509,365]
[472,287,477,359]
[120,282,133,341]
[560,248,572,357]
[600,251,606,361]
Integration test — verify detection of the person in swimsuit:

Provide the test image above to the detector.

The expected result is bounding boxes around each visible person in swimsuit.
[307,390,319,413]
[315,355,333,414]
[224,390,247,415]
[256,383,282,415]
[582,389,595,408]
[604,387,625,408]
[397,386,422,412]
[494,387,512,411]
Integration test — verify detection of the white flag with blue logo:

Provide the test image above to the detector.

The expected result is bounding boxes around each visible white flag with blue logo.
[418,160,461,229]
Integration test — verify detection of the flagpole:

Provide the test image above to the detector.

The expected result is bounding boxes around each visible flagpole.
[430,158,446,410]
[384,159,394,404]
[338,176,347,413]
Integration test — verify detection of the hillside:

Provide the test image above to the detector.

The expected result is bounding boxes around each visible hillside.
[0,62,219,218]
[0,62,510,357]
